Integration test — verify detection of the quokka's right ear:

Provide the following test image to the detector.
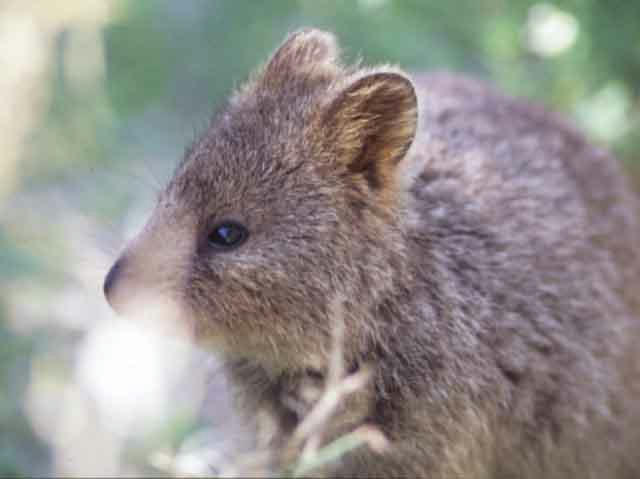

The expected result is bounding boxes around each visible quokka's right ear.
[319,70,418,194]
[259,28,341,88]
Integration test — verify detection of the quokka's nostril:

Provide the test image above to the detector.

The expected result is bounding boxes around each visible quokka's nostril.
[103,256,126,304]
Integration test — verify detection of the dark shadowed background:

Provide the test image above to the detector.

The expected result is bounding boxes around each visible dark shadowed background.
[1,1,639,476]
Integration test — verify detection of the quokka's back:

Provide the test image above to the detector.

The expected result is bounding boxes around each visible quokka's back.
[403,71,640,477]
[104,29,640,477]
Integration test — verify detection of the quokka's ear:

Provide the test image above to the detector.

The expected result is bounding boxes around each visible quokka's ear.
[260,28,340,87]
[321,71,418,191]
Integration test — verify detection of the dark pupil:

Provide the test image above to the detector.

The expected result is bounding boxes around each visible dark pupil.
[209,222,245,248]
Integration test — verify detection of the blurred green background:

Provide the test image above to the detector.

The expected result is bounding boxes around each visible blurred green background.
[1,0,639,476]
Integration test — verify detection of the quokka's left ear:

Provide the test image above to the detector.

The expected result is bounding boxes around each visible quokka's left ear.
[259,28,341,89]
[320,70,418,191]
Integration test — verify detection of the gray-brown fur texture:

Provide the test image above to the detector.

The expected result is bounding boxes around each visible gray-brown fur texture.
[104,29,640,477]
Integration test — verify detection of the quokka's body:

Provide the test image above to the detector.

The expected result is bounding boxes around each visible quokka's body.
[104,30,640,477]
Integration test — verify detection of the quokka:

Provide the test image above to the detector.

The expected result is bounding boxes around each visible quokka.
[104,29,640,478]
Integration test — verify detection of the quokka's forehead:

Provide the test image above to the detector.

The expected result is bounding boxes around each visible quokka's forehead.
[202,96,319,160]
[165,137,315,219]
[162,81,333,216]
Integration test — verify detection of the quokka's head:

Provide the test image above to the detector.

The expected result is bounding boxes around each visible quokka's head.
[104,29,419,371]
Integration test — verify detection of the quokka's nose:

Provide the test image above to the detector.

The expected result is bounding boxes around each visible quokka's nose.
[103,256,127,313]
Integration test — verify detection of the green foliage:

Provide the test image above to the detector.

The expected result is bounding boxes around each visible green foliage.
[25,1,640,188]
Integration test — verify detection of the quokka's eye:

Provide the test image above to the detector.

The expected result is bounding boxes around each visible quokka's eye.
[208,221,248,250]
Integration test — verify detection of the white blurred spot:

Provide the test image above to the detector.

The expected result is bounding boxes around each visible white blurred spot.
[148,427,240,477]
[75,317,190,435]
[0,12,45,85]
[525,3,579,57]
[357,0,388,11]
[174,451,212,476]
[576,82,631,142]
[26,355,122,475]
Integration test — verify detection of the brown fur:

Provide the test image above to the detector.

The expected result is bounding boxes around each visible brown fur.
[104,29,640,477]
